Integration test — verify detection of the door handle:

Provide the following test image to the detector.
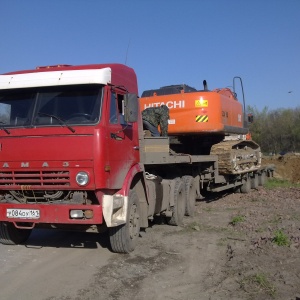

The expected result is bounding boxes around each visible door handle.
[110,133,123,141]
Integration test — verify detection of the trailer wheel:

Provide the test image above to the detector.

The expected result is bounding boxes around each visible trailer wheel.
[167,178,185,226]
[0,222,32,245]
[251,173,259,189]
[240,178,251,194]
[109,190,140,253]
[182,176,196,216]
[258,172,266,186]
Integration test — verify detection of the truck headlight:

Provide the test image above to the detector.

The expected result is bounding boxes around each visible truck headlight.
[76,171,89,186]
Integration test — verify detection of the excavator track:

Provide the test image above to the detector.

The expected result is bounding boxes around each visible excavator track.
[210,140,262,175]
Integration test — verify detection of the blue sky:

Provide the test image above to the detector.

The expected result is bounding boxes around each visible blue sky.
[1,0,299,110]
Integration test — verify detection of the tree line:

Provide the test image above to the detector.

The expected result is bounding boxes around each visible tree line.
[247,106,300,155]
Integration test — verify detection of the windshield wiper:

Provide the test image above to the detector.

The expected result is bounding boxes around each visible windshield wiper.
[38,113,75,133]
[0,122,10,134]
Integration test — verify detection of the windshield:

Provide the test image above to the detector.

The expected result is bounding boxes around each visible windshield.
[0,84,103,128]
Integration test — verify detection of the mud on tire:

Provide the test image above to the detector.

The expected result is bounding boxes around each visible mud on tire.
[240,177,251,193]
[258,172,266,186]
[182,176,196,216]
[167,178,185,226]
[251,173,259,189]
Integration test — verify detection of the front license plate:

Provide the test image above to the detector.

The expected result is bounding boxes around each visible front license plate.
[6,209,40,219]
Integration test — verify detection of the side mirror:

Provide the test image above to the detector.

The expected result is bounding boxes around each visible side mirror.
[124,93,138,123]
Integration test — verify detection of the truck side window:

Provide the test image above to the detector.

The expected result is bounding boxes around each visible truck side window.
[117,94,126,125]
[109,92,118,124]
[109,92,127,125]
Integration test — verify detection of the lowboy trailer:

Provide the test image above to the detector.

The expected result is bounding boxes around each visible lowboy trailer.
[0,63,271,252]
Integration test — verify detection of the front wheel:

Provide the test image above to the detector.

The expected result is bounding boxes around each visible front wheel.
[109,190,140,253]
[0,222,32,245]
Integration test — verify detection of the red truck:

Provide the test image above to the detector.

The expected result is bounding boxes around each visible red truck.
[0,63,271,253]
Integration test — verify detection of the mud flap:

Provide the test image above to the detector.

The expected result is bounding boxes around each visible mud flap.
[102,194,128,227]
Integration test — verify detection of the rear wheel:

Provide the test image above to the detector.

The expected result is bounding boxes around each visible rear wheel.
[240,177,251,193]
[0,222,32,245]
[258,172,266,186]
[109,190,140,253]
[182,176,196,216]
[251,173,259,189]
[167,178,185,226]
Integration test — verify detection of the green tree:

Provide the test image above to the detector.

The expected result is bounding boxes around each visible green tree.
[247,106,300,154]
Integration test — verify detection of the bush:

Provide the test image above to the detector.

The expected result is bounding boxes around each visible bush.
[272,229,290,246]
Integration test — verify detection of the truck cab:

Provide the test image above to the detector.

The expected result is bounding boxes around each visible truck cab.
[0,64,144,252]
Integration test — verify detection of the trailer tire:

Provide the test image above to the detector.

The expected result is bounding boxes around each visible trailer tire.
[182,176,196,216]
[251,173,259,189]
[167,178,185,226]
[240,178,251,194]
[0,222,32,245]
[109,190,140,253]
[258,172,266,186]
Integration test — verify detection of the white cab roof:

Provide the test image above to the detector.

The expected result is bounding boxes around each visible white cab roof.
[0,68,111,89]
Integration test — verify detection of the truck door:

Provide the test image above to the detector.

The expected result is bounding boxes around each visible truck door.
[106,90,139,188]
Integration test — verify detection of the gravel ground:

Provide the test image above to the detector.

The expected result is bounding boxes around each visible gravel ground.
[60,184,299,300]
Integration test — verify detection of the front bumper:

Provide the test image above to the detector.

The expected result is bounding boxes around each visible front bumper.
[0,203,103,225]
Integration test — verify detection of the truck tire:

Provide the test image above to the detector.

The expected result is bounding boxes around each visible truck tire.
[240,178,251,194]
[0,222,32,245]
[258,172,266,186]
[167,178,185,226]
[182,176,196,216]
[251,173,259,189]
[109,190,140,253]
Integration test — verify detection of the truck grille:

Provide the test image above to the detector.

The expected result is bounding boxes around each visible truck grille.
[0,170,70,187]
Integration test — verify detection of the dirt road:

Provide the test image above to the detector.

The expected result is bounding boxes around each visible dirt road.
[0,230,116,299]
[1,183,299,300]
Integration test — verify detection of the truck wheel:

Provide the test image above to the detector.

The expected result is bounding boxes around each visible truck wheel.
[0,222,32,245]
[251,173,259,189]
[258,172,266,186]
[182,176,196,216]
[240,178,251,194]
[167,178,185,226]
[109,190,140,253]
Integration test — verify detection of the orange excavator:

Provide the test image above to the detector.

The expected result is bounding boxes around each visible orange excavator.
[140,77,261,175]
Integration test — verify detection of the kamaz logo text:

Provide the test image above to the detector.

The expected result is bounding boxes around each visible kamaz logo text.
[144,100,185,109]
